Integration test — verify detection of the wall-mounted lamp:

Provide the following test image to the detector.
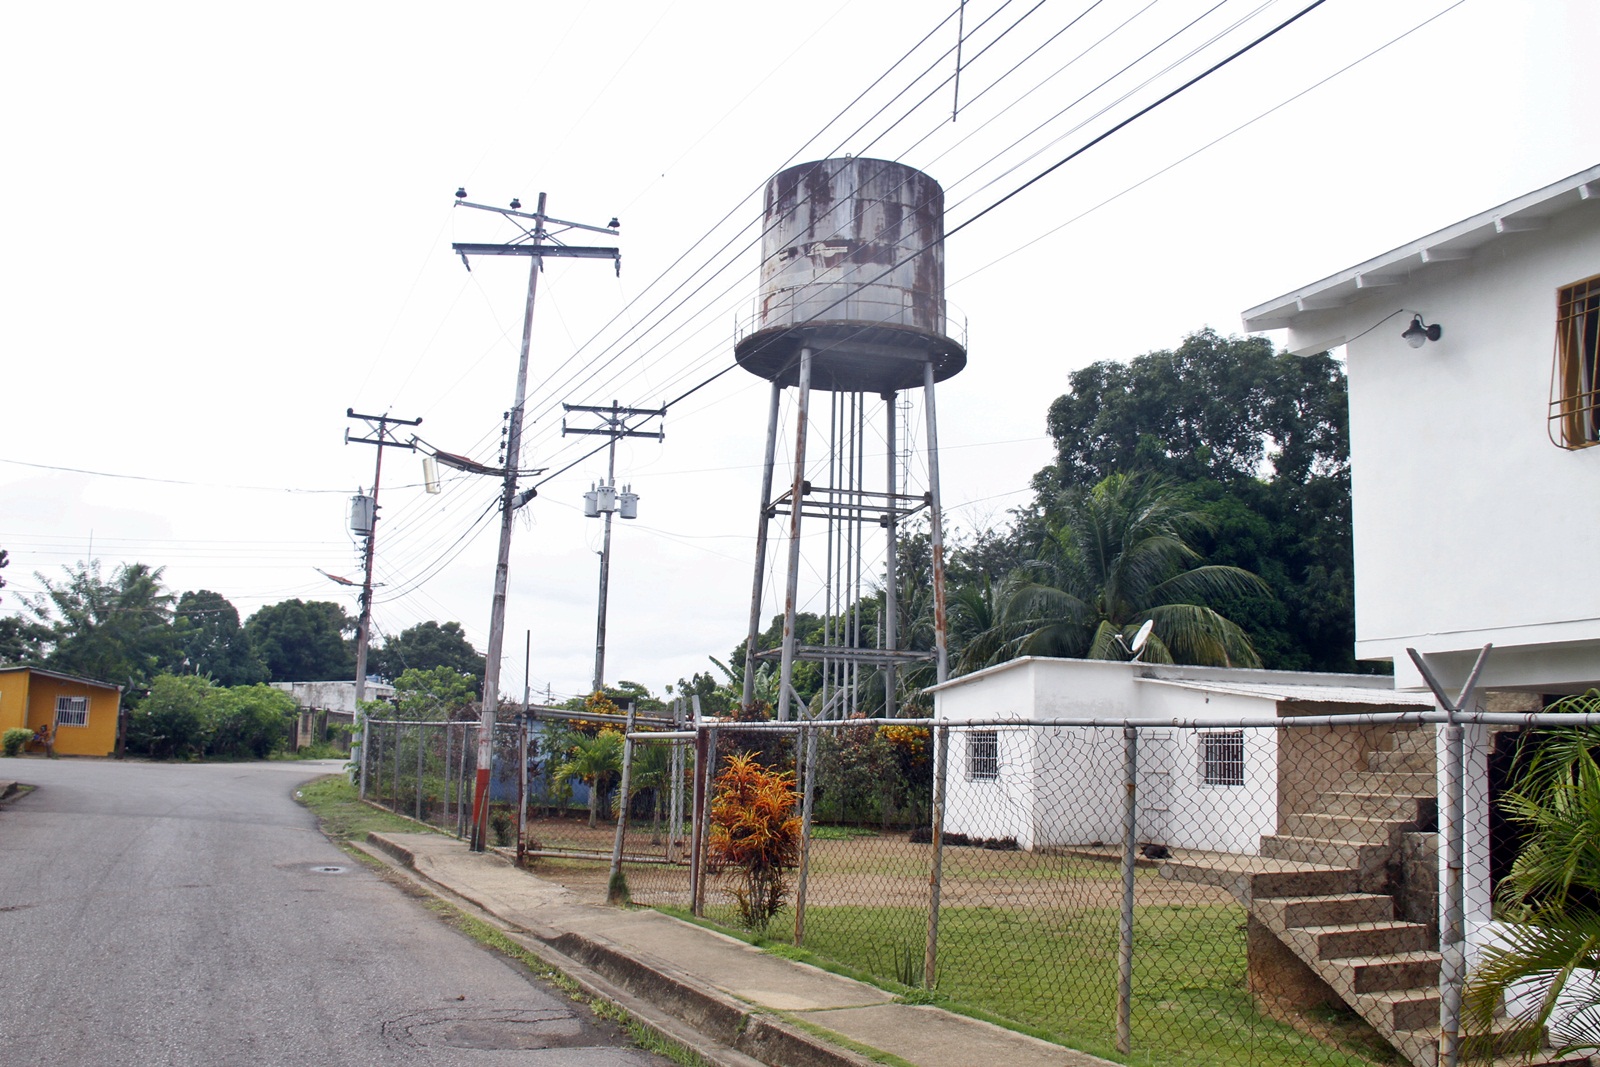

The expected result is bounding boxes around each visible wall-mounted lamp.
[1401,314,1442,348]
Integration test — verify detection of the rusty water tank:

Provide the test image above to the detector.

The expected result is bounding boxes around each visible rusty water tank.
[735,157,966,393]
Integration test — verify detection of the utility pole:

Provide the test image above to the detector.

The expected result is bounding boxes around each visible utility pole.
[343,410,421,703]
[563,401,663,694]
[452,188,620,852]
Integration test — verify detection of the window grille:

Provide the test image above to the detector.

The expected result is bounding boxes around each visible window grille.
[55,695,89,727]
[967,730,999,781]
[1551,273,1600,448]
[1200,730,1244,786]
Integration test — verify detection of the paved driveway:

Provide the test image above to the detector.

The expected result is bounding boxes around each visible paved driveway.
[0,758,669,1067]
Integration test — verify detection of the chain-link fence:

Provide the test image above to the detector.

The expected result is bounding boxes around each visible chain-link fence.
[362,703,1600,1067]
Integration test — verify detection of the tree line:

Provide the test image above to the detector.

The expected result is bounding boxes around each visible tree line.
[0,564,485,695]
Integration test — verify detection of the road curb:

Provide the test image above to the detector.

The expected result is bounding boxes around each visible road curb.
[358,832,876,1067]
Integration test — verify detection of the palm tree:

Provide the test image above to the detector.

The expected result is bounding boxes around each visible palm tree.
[1465,695,1600,1056]
[959,474,1267,671]
[554,730,624,829]
[627,741,676,845]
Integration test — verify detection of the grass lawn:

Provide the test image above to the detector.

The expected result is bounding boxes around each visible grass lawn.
[295,773,442,842]
[693,898,1396,1067]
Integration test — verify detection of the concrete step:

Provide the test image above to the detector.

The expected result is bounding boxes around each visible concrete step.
[1163,855,1358,903]
[1281,812,1414,844]
[1382,726,1434,754]
[1389,1023,1581,1067]
[1370,747,1437,774]
[1340,949,1442,994]
[1253,892,1394,929]
[1310,790,1436,822]
[1351,986,1439,1032]
[1260,834,1394,873]
[1293,920,1433,961]
[1336,770,1437,794]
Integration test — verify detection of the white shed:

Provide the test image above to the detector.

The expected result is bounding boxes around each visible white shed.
[929,657,1431,855]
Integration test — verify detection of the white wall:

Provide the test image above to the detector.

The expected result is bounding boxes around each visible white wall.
[271,680,395,714]
[1284,201,1600,693]
[933,658,1291,853]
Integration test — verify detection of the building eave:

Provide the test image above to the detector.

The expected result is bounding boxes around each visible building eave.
[1241,164,1600,341]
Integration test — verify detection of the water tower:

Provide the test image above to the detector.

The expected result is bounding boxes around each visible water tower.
[736,157,965,720]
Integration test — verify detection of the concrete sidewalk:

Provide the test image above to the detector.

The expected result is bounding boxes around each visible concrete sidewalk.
[360,831,1114,1067]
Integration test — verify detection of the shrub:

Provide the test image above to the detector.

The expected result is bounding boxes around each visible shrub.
[2,728,32,757]
[128,674,213,759]
[709,751,801,932]
[489,806,514,847]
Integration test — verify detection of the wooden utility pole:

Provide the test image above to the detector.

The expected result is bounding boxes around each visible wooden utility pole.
[562,400,664,693]
[343,410,421,701]
[452,189,620,851]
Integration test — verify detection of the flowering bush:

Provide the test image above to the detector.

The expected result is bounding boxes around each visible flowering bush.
[709,751,801,931]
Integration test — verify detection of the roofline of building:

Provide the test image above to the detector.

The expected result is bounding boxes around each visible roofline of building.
[0,665,123,692]
[1241,163,1600,334]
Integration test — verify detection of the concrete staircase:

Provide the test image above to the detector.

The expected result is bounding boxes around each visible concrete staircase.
[1166,727,1583,1067]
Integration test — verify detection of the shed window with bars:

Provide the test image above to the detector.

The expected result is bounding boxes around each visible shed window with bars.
[55,695,89,727]
[1551,273,1600,448]
[967,730,999,781]
[1200,730,1244,787]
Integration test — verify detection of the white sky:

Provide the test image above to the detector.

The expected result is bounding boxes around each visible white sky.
[3,0,1595,702]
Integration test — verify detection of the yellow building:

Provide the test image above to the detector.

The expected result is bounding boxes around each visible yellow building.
[0,667,123,757]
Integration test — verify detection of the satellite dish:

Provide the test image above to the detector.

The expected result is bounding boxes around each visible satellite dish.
[1129,620,1154,659]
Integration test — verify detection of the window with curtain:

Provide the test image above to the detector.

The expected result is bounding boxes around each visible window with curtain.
[1551,273,1600,448]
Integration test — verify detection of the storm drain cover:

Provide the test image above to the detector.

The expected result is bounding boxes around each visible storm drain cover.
[384,1007,584,1050]
[309,865,348,875]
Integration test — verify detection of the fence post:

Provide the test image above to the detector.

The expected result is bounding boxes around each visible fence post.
[694,724,718,917]
[517,714,529,865]
[608,705,637,904]
[391,720,402,813]
[1117,725,1138,1055]
[668,697,684,864]
[414,722,425,821]
[359,715,371,799]
[793,722,818,945]
[1439,719,1465,1067]
[923,723,949,990]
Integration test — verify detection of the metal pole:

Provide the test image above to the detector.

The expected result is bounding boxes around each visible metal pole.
[608,704,637,903]
[690,716,707,915]
[883,391,899,717]
[594,408,619,693]
[414,721,424,821]
[923,723,949,989]
[1408,644,1489,1067]
[778,348,814,721]
[1117,725,1138,1055]
[359,714,371,799]
[743,381,784,709]
[1440,718,1464,1067]
[517,716,529,865]
[391,720,402,814]
[668,697,685,863]
[442,721,453,830]
[793,723,819,944]
[520,631,531,860]
[472,192,546,852]
[922,362,949,684]
[695,724,719,917]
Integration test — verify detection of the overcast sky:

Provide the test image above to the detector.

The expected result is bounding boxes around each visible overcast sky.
[3,0,1595,701]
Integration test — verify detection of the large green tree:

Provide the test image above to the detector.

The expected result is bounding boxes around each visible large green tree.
[244,599,354,682]
[368,621,485,686]
[172,590,267,686]
[25,560,176,687]
[1032,329,1358,672]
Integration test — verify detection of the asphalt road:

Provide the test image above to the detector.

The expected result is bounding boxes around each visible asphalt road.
[0,758,671,1067]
